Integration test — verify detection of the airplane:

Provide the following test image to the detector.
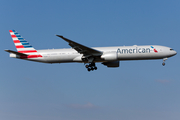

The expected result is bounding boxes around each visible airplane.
[5,30,177,71]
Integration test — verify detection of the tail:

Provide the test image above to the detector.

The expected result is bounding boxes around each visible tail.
[9,30,36,54]
[9,30,42,58]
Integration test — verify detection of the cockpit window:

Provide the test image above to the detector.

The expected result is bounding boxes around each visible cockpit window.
[170,49,174,51]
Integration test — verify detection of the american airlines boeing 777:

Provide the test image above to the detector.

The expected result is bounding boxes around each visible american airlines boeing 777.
[5,30,177,71]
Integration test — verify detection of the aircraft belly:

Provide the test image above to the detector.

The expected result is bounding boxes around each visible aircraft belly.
[26,57,48,63]
[44,54,78,63]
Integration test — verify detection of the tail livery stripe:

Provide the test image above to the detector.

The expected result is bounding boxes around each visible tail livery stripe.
[9,30,36,52]
[18,50,37,53]
[13,40,21,43]
[15,45,32,48]
[11,35,17,38]
[16,45,24,48]
[9,30,42,58]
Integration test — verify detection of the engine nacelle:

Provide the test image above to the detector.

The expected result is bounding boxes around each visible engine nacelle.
[101,52,117,61]
[102,61,119,67]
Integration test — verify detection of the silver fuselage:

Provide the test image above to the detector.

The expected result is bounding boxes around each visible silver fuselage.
[10,45,177,63]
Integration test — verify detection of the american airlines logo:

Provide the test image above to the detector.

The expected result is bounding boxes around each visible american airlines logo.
[151,46,158,53]
[117,46,158,54]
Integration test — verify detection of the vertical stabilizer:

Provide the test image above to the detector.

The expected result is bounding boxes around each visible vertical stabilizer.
[9,30,42,58]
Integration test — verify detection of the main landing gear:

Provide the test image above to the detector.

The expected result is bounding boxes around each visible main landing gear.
[162,58,168,66]
[85,62,97,71]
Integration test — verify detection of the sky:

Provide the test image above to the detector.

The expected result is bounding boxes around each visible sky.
[0,0,180,120]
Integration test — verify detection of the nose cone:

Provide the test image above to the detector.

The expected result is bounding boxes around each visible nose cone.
[168,48,177,57]
[171,50,177,56]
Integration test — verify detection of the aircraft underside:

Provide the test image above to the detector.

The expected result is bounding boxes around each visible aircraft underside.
[16,52,174,71]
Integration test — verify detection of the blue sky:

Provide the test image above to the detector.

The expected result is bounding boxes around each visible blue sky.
[1,0,180,120]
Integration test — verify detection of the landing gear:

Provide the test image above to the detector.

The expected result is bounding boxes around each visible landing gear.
[162,58,168,66]
[162,62,165,66]
[85,62,97,71]
[83,57,98,71]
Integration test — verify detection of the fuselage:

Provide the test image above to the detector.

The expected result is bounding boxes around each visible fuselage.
[10,45,177,63]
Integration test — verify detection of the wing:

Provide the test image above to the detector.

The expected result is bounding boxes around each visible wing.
[56,35,102,57]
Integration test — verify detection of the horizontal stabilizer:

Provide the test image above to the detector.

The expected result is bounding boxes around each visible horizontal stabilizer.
[4,49,27,56]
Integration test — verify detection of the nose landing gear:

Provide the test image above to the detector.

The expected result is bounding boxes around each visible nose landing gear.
[162,58,168,66]
[162,62,165,66]
[85,62,97,71]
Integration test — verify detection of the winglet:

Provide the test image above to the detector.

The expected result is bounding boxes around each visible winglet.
[56,35,69,42]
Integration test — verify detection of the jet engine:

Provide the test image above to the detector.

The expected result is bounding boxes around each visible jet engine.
[102,61,119,67]
[100,52,117,61]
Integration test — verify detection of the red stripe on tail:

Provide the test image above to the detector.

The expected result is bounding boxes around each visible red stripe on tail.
[18,50,37,53]
[11,35,17,38]
[13,40,21,43]
[16,45,24,48]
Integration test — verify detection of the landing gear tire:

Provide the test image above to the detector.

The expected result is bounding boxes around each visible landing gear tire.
[85,62,97,71]
[162,62,165,66]
[162,58,167,66]
[94,67,97,70]
[88,68,91,71]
